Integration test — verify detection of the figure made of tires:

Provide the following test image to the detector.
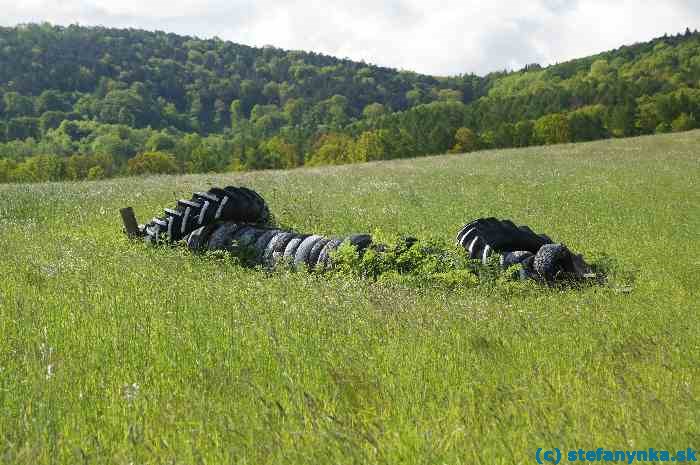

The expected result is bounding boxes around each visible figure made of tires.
[121,185,594,283]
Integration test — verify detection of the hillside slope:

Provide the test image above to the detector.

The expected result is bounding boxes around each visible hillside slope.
[0,23,481,132]
[1,131,698,463]
[1,24,699,181]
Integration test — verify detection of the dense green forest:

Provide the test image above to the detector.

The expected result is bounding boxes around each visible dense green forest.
[1,23,699,182]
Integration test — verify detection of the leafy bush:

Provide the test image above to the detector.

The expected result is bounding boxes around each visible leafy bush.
[329,235,483,288]
[127,151,179,175]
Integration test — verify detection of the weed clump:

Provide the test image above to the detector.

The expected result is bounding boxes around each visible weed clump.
[327,233,507,288]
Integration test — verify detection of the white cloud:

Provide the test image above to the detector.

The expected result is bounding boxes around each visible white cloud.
[1,0,698,75]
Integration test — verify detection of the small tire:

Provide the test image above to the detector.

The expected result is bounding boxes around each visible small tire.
[283,235,308,262]
[207,223,244,251]
[294,235,324,268]
[264,232,296,267]
[533,243,571,282]
[518,255,538,281]
[186,223,220,252]
[230,225,259,247]
[252,229,281,260]
[317,238,343,270]
[308,238,331,269]
[347,234,372,253]
[500,251,534,269]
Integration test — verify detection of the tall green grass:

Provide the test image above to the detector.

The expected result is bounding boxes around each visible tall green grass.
[1,131,698,464]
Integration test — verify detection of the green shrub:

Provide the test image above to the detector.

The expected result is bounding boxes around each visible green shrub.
[127,151,179,175]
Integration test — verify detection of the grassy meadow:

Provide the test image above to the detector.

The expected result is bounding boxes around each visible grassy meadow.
[0,131,698,464]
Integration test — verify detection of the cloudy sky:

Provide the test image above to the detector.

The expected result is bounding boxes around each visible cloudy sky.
[2,0,698,76]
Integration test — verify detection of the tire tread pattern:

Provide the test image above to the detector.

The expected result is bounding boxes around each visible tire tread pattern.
[144,186,270,243]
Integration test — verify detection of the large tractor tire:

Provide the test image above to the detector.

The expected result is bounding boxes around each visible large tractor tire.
[456,218,553,259]
[143,186,270,244]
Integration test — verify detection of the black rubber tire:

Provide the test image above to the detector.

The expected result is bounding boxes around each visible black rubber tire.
[219,187,254,221]
[207,223,244,251]
[402,236,418,248]
[283,234,308,261]
[455,218,553,254]
[224,186,270,224]
[500,251,534,269]
[533,243,571,282]
[186,223,220,252]
[481,244,493,264]
[247,227,271,248]
[228,186,258,220]
[466,236,486,260]
[518,255,538,280]
[162,208,184,241]
[308,238,331,269]
[199,186,267,225]
[241,186,267,207]
[457,226,479,249]
[225,226,265,263]
[174,199,203,240]
[144,222,164,244]
[347,234,373,253]
[294,235,324,268]
[207,187,232,220]
[231,225,259,247]
[143,186,270,244]
[239,186,270,222]
[317,238,343,270]
[252,229,280,257]
[456,220,481,246]
[207,187,228,198]
[455,222,471,245]
[264,232,296,266]
[191,191,222,226]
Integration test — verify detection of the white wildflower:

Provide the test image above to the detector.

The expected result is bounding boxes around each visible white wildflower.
[123,383,140,402]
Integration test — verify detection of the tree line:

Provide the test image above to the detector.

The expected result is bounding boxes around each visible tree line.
[1,24,699,183]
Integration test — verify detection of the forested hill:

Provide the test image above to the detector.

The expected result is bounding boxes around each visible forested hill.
[0,23,482,132]
[1,23,699,182]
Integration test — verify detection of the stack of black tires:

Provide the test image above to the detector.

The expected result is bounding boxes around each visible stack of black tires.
[138,186,590,282]
[142,186,373,270]
[455,217,588,282]
[143,186,270,243]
